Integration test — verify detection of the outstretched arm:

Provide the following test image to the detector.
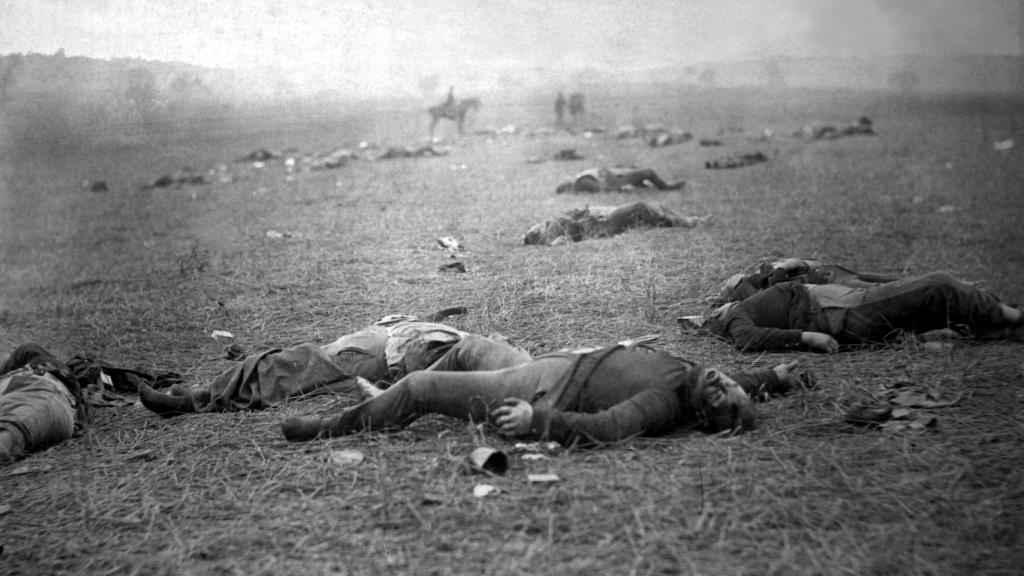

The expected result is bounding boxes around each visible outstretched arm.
[728,362,817,400]
[723,312,804,351]
[727,312,837,353]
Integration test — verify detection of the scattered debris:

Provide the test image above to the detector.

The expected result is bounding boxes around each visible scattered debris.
[881,411,938,432]
[467,447,508,475]
[266,230,300,240]
[937,205,958,213]
[617,334,661,347]
[473,484,499,498]
[527,473,561,484]
[329,449,365,468]
[437,236,466,257]
[993,139,1014,151]
[677,315,706,330]
[845,403,893,426]
[845,380,961,431]
[439,262,467,273]
[210,330,234,340]
[699,139,723,147]
[223,343,247,361]
[923,341,954,353]
[424,306,469,322]
[82,179,108,192]
[891,390,963,409]
[512,442,560,453]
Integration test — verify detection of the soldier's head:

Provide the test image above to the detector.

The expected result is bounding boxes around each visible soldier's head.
[523,221,550,245]
[701,301,738,338]
[693,367,755,434]
[717,273,760,305]
[555,178,575,194]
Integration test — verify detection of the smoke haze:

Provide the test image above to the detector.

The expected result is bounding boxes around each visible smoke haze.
[1,0,1021,96]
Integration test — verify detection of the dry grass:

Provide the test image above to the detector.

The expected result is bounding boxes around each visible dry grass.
[1,87,1023,575]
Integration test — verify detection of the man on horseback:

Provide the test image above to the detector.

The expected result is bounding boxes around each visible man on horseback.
[428,89,481,138]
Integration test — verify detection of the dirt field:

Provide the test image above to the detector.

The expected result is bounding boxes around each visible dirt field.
[1,86,1022,575]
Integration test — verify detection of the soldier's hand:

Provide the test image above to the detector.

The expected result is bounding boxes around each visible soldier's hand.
[801,331,838,353]
[491,398,533,437]
[772,361,816,391]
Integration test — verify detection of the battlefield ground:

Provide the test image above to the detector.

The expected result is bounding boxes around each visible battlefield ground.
[1,83,1023,575]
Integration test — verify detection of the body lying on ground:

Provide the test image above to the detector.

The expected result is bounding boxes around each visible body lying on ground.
[704,271,1024,352]
[705,152,769,170]
[281,336,813,447]
[523,201,708,246]
[799,116,875,141]
[717,258,902,304]
[138,315,531,416]
[0,345,83,463]
[375,145,448,160]
[555,167,685,194]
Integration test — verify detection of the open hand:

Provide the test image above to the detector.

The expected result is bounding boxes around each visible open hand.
[491,398,533,437]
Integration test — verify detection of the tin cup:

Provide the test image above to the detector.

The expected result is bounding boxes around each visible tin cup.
[466,446,508,475]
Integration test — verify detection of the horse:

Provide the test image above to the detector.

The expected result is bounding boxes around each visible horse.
[427,97,481,137]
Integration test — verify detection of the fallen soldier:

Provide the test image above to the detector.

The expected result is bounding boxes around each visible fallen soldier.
[799,117,875,141]
[281,340,814,446]
[235,148,281,163]
[555,167,685,194]
[1,345,84,463]
[647,129,692,148]
[376,145,449,160]
[717,258,902,304]
[703,271,1024,352]
[140,169,208,190]
[705,152,769,170]
[526,149,585,164]
[308,148,359,170]
[138,315,532,416]
[523,201,708,246]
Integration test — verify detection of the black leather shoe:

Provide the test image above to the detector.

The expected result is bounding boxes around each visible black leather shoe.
[138,381,197,417]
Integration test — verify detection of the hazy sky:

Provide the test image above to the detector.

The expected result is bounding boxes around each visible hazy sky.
[1,0,1021,93]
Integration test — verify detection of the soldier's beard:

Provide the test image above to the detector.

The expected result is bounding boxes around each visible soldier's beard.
[695,371,755,434]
